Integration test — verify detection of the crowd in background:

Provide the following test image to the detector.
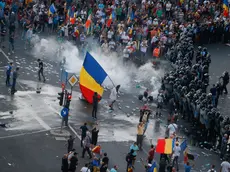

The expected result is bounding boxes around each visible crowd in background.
[1,0,230,60]
[1,0,230,171]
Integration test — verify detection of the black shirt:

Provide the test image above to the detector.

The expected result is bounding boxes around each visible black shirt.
[68,138,75,148]
[69,156,78,170]
[100,164,107,172]
[80,125,88,137]
[102,156,109,165]
[39,61,43,70]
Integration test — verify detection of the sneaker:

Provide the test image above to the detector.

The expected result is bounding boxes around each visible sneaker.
[12,51,14,54]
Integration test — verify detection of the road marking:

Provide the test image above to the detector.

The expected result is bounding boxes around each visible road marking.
[0,127,62,139]
[0,48,11,62]
[17,82,51,130]
[0,69,5,72]
[17,80,81,139]
[47,105,81,140]
[68,124,81,140]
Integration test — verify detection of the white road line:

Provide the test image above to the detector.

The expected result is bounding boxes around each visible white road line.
[47,104,81,140]
[0,48,11,62]
[68,124,81,140]
[17,80,81,138]
[0,127,62,139]
[0,69,5,72]
[17,82,51,130]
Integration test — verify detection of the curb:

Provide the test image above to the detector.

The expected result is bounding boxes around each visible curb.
[50,128,70,137]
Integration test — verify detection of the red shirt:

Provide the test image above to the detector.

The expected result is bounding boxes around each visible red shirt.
[148,148,155,160]
[106,7,112,16]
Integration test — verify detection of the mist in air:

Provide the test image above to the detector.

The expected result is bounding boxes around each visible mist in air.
[31,36,164,96]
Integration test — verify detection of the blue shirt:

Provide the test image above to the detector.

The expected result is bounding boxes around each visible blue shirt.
[6,65,12,75]
[130,144,139,156]
[184,164,191,172]
[53,16,58,24]
[98,3,104,10]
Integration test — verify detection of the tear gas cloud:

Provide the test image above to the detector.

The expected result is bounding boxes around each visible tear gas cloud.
[32,36,164,96]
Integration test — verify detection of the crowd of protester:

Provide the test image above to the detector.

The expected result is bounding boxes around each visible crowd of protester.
[1,0,230,59]
[1,0,230,171]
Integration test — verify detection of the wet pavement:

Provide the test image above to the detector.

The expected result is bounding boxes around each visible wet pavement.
[0,36,229,171]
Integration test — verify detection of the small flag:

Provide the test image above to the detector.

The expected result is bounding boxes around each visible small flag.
[180,140,187,152]
[92,145,101,154]
[106,14,112,28]
[127,167,133,172]
[223,0,229,17]
[85,14,92,29]
[148,162,157,172]
[112,10,116,20]
[156,139,173,154]
[49,4,56,15]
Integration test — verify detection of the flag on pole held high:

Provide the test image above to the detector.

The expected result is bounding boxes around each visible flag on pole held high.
[85,14,92,29]
[155,138,173,154]
[48,4,56,15]
[223,0,229,17]
[79,52,108,104]
[106,14,113,28]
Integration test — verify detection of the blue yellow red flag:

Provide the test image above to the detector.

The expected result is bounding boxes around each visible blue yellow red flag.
[148,162,157,172]
[79,52,108,103]
[223,0,229,17]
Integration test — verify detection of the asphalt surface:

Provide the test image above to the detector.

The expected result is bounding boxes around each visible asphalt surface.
[0,31,229,172]
[208,43,230,117]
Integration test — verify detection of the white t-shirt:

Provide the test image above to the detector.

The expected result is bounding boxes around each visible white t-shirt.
[109,41,115,49]
[123,49,129,58]
[108,31,114,39]
[81,167,91,172]
[140,42,147,53]
[173,145,181,157]
[166,3,172,11]
[168,123,178,135]
[221,161,230,172]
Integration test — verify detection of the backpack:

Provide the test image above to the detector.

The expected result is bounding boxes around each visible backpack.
[126,153,132,163]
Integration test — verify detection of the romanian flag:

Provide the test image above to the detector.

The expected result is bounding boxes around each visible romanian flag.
[223,0,229,17]
[79,52,108,104]
[85,14,92,29]
[48,4,56,15]
[127,167,133,172]
[155,138,173,154]
[70,17,75,24]
[92,145,101,154]
[106,14,112,28]
[148,162,157,172]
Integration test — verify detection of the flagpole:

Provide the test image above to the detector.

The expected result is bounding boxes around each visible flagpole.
[107,75,116,88]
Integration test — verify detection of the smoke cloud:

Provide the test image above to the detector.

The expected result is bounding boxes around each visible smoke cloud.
[32,36,164,96]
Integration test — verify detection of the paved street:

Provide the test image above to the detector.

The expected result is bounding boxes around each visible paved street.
[208,44,230,117]
[0,34,229,171]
